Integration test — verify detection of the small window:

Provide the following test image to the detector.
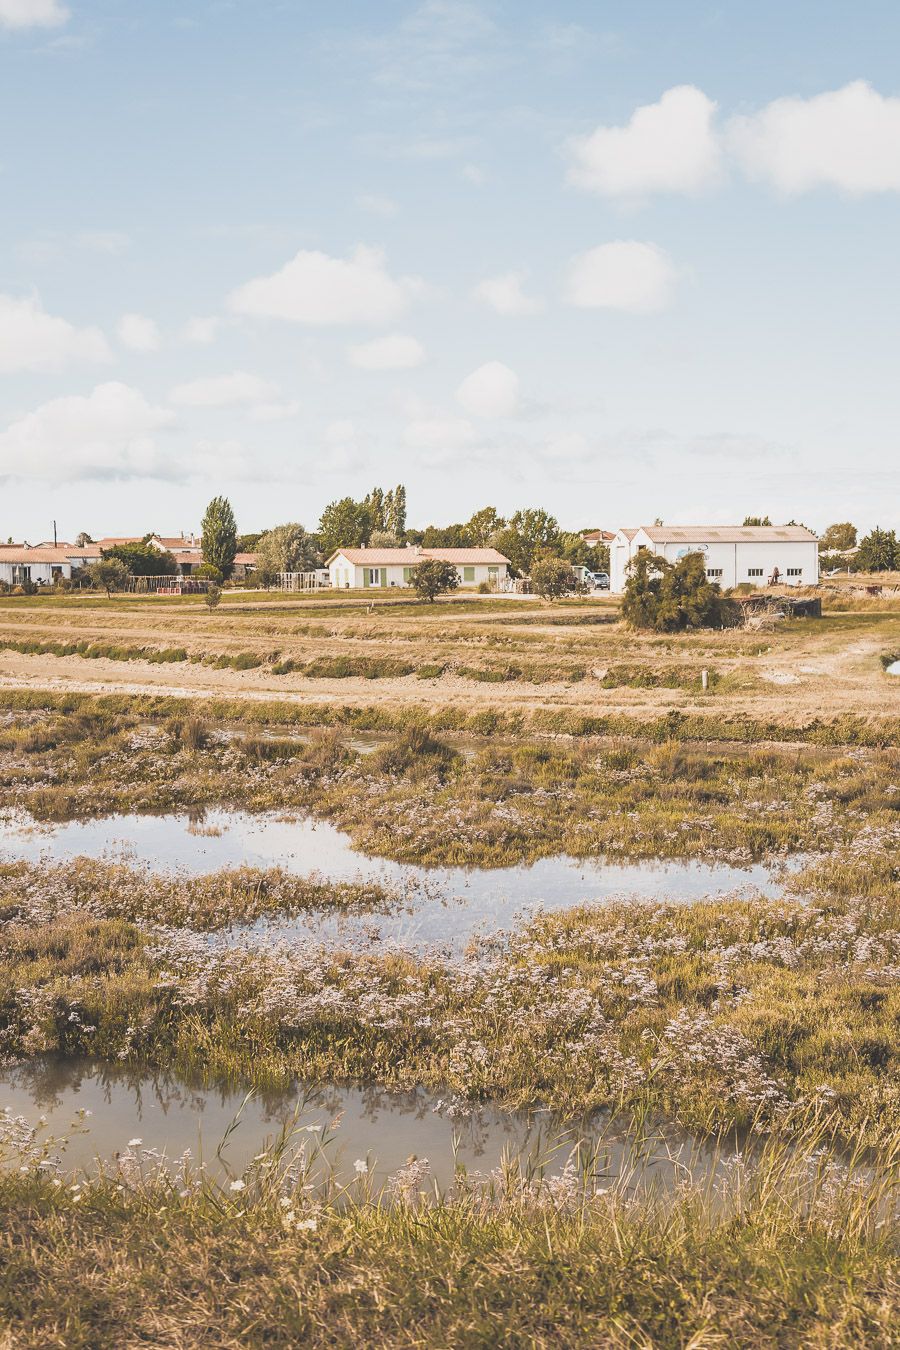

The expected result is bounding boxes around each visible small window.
[403,566,414,583]
[463,566,475,582]
[747,568,764,577]
[368,568,380,586]
[786,568,802,576]
[706,568,723,578]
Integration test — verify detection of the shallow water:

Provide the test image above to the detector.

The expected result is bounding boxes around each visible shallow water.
[0,809,788,952]
[0,1058,742,1194]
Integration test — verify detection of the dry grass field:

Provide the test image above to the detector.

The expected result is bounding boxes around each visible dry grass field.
[1,585,898,728]
[1,584,898,1346]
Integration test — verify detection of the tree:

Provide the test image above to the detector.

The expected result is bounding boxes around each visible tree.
[422,523,473,548]
[369,530,401,548]
[494,508,561,575]
[204,584,222,611]
[365,486,385,531]
[388,484,407,536]
[622,551,737,631]
[467,506,506,546]
[411,558,460,602]
[236,531,263,553]
[856,527,899,573]
[318,497,372,557]
[86,558,129,597]
[820,522,857,553]
[255,524,319,578]
[743,515,772,527]
[532,556,576,600]
[75,531,94,548]
[103,542,177,576]
[201,497,237,578]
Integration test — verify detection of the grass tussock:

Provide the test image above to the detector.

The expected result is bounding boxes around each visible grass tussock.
[0,1112,896,1348]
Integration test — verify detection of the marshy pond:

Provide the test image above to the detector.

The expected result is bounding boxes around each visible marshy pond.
[1,1057,752,1196]
[0,808,790,952]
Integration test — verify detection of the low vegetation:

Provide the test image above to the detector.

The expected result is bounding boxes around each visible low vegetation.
[0,1120,895,1348]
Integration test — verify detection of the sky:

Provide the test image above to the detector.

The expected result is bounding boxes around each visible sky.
[1,0,899,541]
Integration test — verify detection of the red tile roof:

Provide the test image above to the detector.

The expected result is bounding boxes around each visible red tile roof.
[327,547,510,566]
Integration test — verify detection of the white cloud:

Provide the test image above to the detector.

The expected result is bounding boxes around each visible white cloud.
[0,0,68,29]
[181,316,220,345]
[565,241,678,313]
[0,293,110,373]
[473,271,542,315]
[248,400,301,423]
[169,371,279,407]
[568,86,721,198]
[540,432,593,462]
[117,313,160,353]
[228,245,418,325]
[462,163,487,184]
[728,80,900,194]
[0,383,176,481]
[348,333,426,370]
[403,416,477,451]
[456,360,520,417]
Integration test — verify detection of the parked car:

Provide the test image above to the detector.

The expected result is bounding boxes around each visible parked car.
[592,572,610,590]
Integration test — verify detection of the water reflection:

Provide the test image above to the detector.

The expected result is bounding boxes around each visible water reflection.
[1,1057,746,1195]
[0,809,790,954]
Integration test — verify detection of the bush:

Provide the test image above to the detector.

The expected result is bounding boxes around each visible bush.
[85,559,129,596]
[623,552,739,632]
[411,559,460,602]
[195,563,223,583]
[531,556,576,600]
[204,584,222,611]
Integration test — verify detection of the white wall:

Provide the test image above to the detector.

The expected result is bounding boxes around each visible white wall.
[328,556,508,589]
[610,533,819,593]
[0,561,73,585]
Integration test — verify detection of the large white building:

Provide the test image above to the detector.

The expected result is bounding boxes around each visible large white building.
[327,546,510,590]
[609,526,819,594]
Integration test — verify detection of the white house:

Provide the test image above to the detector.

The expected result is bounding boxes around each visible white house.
[609,526,819,594]
[0,544,101,586]
[327,546,510,590]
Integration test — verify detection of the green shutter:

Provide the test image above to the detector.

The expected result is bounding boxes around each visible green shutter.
[380,568,387,587]
[463,566,475,582]
[363,570,370,588]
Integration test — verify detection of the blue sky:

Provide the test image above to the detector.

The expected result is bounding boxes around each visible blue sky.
[1,0,899,539]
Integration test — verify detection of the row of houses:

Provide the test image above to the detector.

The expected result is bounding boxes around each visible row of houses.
[0,534,257,587]
[0,525,820,593]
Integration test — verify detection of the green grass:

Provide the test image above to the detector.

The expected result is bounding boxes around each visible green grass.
[0,1112,895,1347]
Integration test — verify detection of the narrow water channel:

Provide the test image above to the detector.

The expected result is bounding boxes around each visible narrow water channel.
[0,808,790,953]
[0,1058,746,1195]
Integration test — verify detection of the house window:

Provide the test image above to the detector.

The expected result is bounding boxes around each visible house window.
[786,568,802,576]
[403,566,414,583]
[747,568,763,577]
[706,568,723,578]
[463,566,475,582]
[365,568,381,587]
[488,566,498,578]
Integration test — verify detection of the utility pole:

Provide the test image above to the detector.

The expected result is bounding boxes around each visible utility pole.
[53,520,57,547]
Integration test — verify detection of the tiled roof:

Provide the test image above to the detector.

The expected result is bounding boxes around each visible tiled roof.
[641,526,818,544]
[0,547,98,563]
[327,547,511,566]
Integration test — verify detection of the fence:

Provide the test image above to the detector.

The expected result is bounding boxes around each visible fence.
[275,572,330,591]
[126,575,212,595]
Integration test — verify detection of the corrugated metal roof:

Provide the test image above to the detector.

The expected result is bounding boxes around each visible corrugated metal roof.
[641,526,817,544]
[327,547,511,566]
